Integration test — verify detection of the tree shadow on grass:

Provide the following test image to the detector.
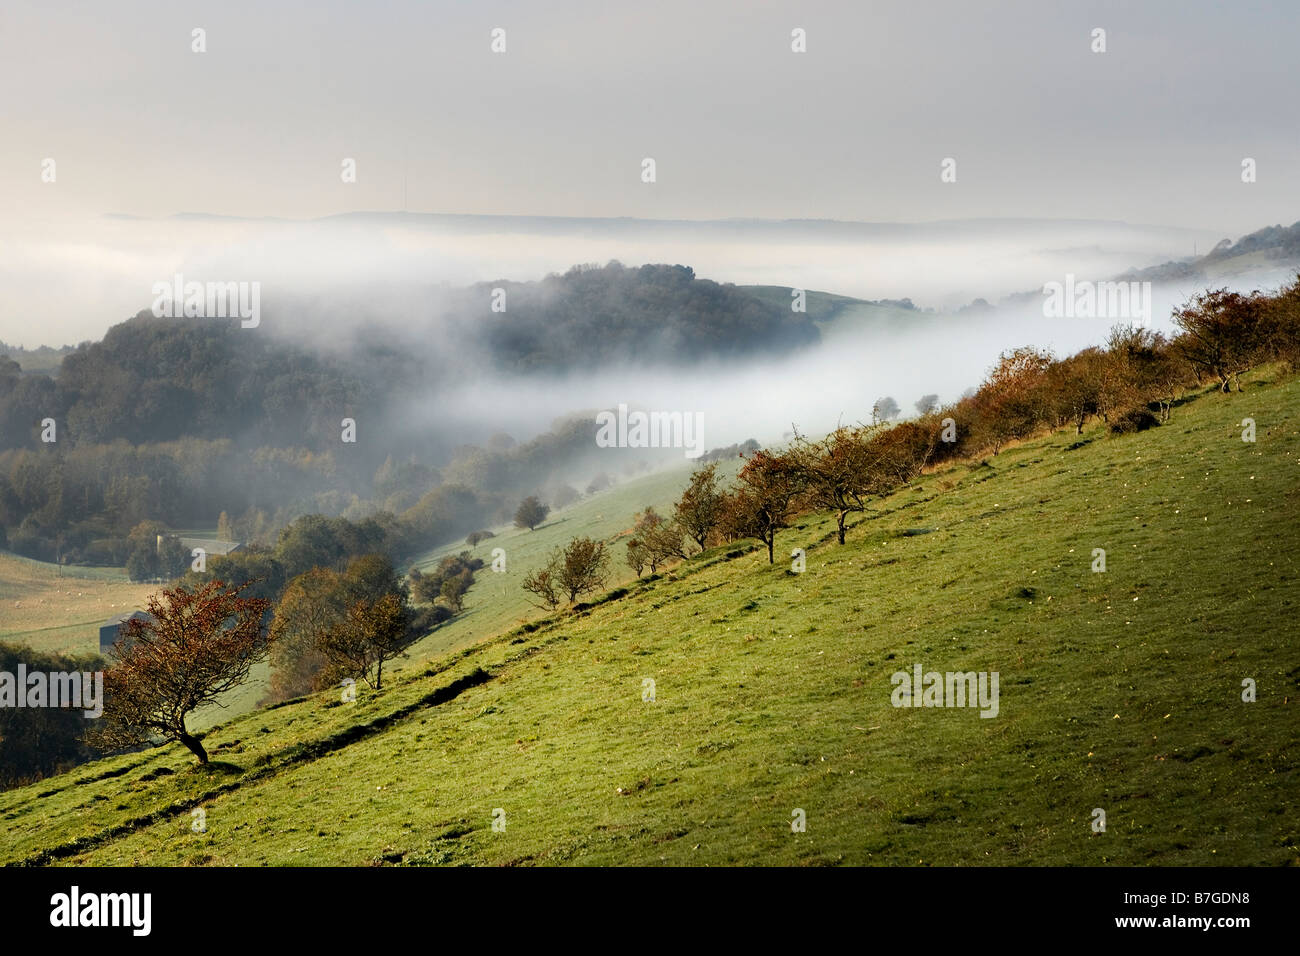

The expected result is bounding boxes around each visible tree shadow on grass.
[191,760,243,776]
[531,515,569,533]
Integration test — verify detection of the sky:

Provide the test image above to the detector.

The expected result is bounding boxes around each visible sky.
[0,0,1297,346]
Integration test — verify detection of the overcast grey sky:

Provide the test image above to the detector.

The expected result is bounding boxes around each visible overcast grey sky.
[2,0,1296,231]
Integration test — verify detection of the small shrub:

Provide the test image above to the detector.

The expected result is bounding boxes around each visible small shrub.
[1110,407,1160,434]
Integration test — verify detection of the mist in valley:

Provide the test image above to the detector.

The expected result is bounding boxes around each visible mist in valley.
[8,211,1291,474]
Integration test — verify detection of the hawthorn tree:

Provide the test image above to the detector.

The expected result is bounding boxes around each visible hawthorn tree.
[730,449,804,563]
[791,426,875,545]
[514,495,550,531]
[318,591,410,690]
[410,553,480,607]
[673,462,725,552]
[524,537,610,608]
[1046,348,1107,433]
[713,490,750,544]
[864,420,938,487]
[557,537,610,603]
[268,567,344,700]
[625,535,649,577]
[872,396,901,424]
[1106,325,1186,421]
[440,575,469,611]
[1173,288,1269,392]
[95,580,271,764]
[975,347,1054,453]
[1263,274,1300,368]
[268,555,413,700]
[521,562,561,611]
[627,507,685,573]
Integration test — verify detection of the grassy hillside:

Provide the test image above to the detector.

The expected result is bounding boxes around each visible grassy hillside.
[400,460,742,667]
[2,371,1295,866]
[192,464,733,729]
[0,467,723,732]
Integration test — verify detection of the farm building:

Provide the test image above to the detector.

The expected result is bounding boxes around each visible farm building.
[175,537,242,557]
[99,610,153,654]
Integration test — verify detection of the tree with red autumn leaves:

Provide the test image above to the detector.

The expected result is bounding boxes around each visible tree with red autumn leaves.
[93,580,271,764]
[729,449,804,563]
[1173,288,1271,392]
[790,426,876,546]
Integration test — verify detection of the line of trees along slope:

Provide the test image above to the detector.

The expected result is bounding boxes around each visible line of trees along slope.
[563,277,1300,586]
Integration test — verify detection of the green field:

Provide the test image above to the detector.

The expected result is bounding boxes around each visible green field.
[1,370,1295,866]
[0,553,156,657]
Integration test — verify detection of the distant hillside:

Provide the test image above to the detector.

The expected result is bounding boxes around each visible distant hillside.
[0,262,823,566]
[460,262,820,372]
[1,263,818,451]
[0,341,72,375]
[738,287,878,325]
[1118,220,1300,282]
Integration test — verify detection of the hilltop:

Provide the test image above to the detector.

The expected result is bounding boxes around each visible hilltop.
[2,366,1294,866]
[1117,220,1300,283]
